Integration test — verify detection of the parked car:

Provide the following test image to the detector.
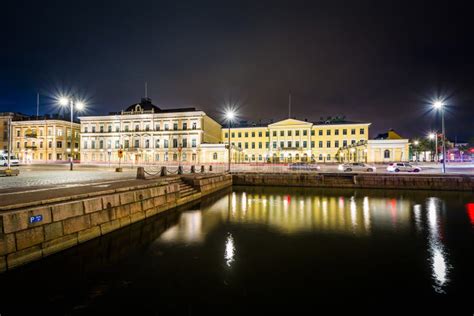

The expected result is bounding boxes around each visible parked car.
[338,163,376,172]
[0,154,20,166]
[386,163,421,172]
[288,162,321,171]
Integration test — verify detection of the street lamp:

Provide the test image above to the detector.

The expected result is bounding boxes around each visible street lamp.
[428,132,438,162]
[413,140,419,162]
[225,110,236,172]
[58,96,86,170]
[433,100,446,173]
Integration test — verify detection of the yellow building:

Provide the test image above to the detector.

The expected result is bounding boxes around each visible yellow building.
[11,117,81,163]
[79,98,222,164]
[222,118,371,163]
[339,129,409,163]
[0,112,29,152]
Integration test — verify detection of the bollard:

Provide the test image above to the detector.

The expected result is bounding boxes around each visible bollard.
[209,165,213,172]
[191,165,195,173]
[137,167,146,179]
[201,165,205,173]
[161,166,167,176]
[178,166,183,174]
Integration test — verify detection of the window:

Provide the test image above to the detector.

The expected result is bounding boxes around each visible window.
[251,154,255,161]
[273,131,277,137]
[311,130,315,136]
[295,141,300,148]
[164,140,169,148]
[303,141,307,148]
[258,142,262,149]
[116,126,120,132]
[145,125,150,131]
[99,140,104,149]
[258,155,262,161]
[311,141,314,148]
[335,140,340,148]
[287,141,292,147]
[173,139,178,148]
[155,124,160,131]
[115,140,120,149]
[16,141,20,149]
[384,150,390,158]
[16,129,20,137]
[155,154,160,161]
[296,130,300,136]
[360,128,365,134]
[125,125,129,132]
[245,132,248,137]
[57,141,62,148]
[303,130,307,136]
[280,131,284,136]
[252,132,255,137]
[100,126,104,133]
[145,139,150,148]
[252,142,255,149]
[192,139,196,147]
[288,130,292,136]
[173,154,178,161]
[265,142,269,148]
[134,139,139,148]
[327,154,331,161]
[238,132,242,138]
[265,131,269,137]
[326,141,331,148]
[213,152,218,160]
[231,132,235,138]
[326,130,331,136]
[40,141,43,149]
[225,132,228,138]
[135,125,140,132]
[318,130,323,136]
[238,142,242,148]
[173,123,178,130]
[319,154,323,161]
[183,122,187,130]
[192,122,197,129]
[343,129,347,135]
[351,129,356,135]
[57,129,63,136]
[319,141,323,148]
[245,142,248,149]
[164,123,169,130]
[91,126,96,133]
[280,141,284,148]
[258,131,262,137]
[335,129,339,135]
[155,139,160,148]
[107,140,112,149]
[351,140,356,144]
[343,140,347,147]
[273,142,277,149]
[182,138,187,148]
[48,141,52,148]
[124,140,129,148]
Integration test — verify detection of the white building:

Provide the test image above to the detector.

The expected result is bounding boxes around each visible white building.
[79,98,222,165]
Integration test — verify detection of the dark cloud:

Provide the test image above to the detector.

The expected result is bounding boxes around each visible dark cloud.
[1,0,473,140]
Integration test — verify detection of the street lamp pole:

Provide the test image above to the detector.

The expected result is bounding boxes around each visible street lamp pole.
[225,109,235,173]
[59,96,85,171]
[228,120,231,172]
[70,99,74,171]
[441,108,446,174]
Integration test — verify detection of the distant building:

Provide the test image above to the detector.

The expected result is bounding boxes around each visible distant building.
[79,98,222,164]
[222,118,371,163]
[11,116,80,163]
[0,112,29,152]
[339,129,409,163]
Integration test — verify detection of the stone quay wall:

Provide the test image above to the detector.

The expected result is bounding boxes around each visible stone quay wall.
[232,172,474,191]
[0,174,232,272]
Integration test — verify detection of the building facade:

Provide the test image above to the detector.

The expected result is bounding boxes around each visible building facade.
[11,117,81,163]
[79,98,222,165]
[0,112,29,152]
[339,129,409,163]
[222,118,371,163]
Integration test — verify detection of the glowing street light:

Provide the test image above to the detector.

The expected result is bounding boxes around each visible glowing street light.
[432,100,446,173]
[57,96,86,171]
[225,109,236,172]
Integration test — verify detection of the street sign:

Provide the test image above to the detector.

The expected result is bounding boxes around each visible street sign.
[29,215,43,224]
[118,149,123,158]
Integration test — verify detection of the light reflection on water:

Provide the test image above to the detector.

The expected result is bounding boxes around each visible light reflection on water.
[156,188,462,295]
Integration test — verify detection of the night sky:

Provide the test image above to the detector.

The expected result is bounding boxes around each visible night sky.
[1,0,473,140]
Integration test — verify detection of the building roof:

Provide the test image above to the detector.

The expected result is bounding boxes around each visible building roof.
[374,129,404,140]
[119,97,198,114]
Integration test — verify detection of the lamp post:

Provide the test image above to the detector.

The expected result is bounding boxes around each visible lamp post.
[59,97,85,171]
[413,140,419,162]
[428,133,438,162]
[225,110,235,173]
[433,101,446,173]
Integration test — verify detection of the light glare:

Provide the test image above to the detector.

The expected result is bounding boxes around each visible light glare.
[59,97,69,106]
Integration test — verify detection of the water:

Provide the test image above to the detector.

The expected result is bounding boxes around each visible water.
[0,186,473,314]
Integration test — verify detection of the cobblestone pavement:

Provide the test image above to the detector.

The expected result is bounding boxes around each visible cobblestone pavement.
[0,165,136,191]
